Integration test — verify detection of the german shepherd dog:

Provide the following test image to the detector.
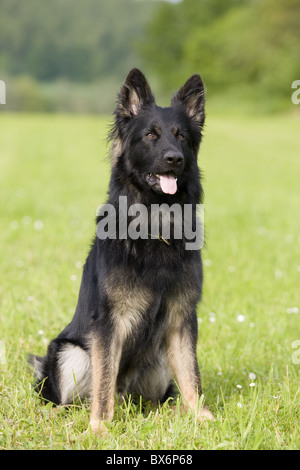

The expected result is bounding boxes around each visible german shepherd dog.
[29,69,214,433]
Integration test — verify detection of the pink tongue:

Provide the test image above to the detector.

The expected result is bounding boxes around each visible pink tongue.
[159,174,177,195]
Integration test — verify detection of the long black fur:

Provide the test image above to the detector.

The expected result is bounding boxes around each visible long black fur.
[29,69,211,425]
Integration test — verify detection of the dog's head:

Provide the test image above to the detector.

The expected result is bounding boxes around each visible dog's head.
[110,69,205,196]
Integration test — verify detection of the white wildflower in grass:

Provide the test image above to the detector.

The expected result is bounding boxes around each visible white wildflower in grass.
[236,384,242,389]
[34,220,44,231]
[275,269,283,278]
[203,259,212,267]
[22,216,32,225]
[237,314,245,323]
[250,322,255,328]
[209,312,216,323]
[285,234,294,244]
[257,226,268,236]
[249,373,256,380]
[75,261,82,269]
[38,330,44,336]
[198,317,203,324]
[237,402,243,408]
[27,296,34,302]
[249,383,256,387]
[228,265,236,273]
[10,221,19,230]
[70,274,77,281]
[286,306,299,314]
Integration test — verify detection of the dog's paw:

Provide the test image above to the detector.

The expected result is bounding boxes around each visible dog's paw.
[197,405,215,422]
[84,419,109,435]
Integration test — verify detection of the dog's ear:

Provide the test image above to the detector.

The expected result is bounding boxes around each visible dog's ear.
[171,75,205,125]
[117,68,155,118]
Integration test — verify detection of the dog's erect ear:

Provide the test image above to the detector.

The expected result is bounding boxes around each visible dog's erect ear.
[171,74,205,125]
[117,68,155,118]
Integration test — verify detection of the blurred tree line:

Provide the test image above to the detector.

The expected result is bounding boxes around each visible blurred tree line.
[0,0,153,81]
[0,0,156,112]
[141,0,300,112]
[0,0,299,113]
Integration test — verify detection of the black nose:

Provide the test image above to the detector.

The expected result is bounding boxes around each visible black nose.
[164,150,184,167]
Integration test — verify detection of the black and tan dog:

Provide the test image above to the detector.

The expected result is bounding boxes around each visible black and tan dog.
[29,69,214,433]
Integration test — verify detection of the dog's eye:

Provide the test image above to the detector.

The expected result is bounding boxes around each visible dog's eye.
[177,134,185,141]
[146,132,155,139]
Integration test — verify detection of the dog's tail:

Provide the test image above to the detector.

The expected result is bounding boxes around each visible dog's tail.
[28,353,57,402]
[28,353,45,380]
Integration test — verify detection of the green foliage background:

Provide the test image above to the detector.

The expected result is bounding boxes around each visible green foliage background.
[0,0,299,113]
[142,0,300,111]
[0,0,152,80]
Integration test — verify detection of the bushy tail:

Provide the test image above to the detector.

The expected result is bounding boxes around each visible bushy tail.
[28,354,45,380]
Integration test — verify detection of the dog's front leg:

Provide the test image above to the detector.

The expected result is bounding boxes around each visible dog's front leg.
[167,319,214,422]
[87,334,122,434]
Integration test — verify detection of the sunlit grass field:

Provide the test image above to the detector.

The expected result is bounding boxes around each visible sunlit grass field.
[0,112,299,450]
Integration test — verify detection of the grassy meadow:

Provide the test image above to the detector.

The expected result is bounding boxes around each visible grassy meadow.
[0,112,299,450]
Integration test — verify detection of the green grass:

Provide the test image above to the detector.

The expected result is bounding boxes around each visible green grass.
[0,112,299,450]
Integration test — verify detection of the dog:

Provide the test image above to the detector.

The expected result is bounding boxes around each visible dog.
[29,68,214,433]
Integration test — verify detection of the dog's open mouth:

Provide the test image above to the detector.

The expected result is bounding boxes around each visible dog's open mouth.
[146,172,178,195]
